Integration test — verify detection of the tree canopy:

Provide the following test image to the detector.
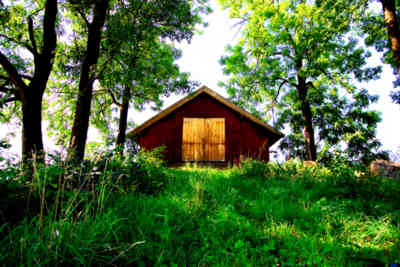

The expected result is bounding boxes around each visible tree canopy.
[219,0,384,163]
[0,0,210,165]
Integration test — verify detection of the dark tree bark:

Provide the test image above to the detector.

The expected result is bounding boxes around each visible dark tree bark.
[0,0,57,167]
[296,75,317,161]
[21,90,45,163]
[116,86,131,153]
[68,0,110,162]
[380,0,400,75]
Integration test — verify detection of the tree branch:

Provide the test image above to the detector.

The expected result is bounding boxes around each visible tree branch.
[107,88,122,107]
[0,34,36,55]
[0,79,18,97]
[274,79,289,103]
[28,16,39,55]
[75,6,90,28]
[0,96,20,105]
[0,51,27,94]
[277,77,296,87]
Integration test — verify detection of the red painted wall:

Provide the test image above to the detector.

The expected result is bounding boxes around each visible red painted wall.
[137,93,273,165]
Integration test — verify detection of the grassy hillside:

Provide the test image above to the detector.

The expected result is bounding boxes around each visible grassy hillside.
[1,158,400,266]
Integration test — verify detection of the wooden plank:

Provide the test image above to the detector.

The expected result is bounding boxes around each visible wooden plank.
[205,118,225,161]
[127,86,284,144]
[182,118,205,161]
[182,118,192,161]
[193,118,205,161]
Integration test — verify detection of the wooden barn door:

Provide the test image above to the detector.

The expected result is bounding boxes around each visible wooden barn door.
[182,118,225,161]
[204,118,225,161]
[182,118,205,161]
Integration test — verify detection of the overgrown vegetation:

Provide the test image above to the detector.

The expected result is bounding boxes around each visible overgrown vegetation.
[1,155,399,266]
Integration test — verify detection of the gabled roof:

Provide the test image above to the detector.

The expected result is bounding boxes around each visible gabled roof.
[127,86,284,144]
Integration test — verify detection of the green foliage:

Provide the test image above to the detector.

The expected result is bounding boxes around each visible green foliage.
[218,0,384,163]
[0,148,167,226]
[135,147,167,194]
[357,0,400,101]
[45,0,209,148]
[0,139,19,179]
[1,161,399,265]
[0,0,44,122]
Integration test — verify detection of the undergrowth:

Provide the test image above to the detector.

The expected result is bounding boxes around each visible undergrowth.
[1,157,399,266]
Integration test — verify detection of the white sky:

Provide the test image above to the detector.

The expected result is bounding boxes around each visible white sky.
[1,2,400,159]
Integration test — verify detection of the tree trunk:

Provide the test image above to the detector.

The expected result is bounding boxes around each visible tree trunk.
[116,86,131,153]
[380,0,400,75]
[21,90,45,165]
[0,0,57,170]
[68,0,109,162]
[297,77,317,161]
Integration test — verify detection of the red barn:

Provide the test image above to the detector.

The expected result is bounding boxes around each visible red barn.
[127,86,284,165]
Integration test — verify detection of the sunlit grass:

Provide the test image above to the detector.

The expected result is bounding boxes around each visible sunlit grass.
[1,159,399,265]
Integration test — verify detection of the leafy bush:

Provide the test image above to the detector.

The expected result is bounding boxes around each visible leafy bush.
[239,158,324,180]
[239,158,271,179]
[135,146,167,194]
[0,148,167,226]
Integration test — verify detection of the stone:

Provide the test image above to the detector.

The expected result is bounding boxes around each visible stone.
[370,160,400,179]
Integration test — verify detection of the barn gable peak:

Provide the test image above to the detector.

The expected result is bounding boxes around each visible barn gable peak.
[127,86,284,144]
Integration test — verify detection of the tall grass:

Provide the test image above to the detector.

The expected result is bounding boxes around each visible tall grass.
[1,157,399,266]
[0,149,166,265]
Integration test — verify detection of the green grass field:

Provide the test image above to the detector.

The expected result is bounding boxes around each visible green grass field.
[1,160,400,266]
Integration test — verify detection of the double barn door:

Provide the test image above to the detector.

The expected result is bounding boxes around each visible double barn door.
[182,118,225,161]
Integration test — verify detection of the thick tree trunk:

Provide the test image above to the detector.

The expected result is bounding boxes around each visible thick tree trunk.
[22,0,58,167]
[116,86,131,153]
[21,90,45,165]
[0,0,57,170]
[297,77,317,161]
[68,0,109,162]
[380,0,400,75]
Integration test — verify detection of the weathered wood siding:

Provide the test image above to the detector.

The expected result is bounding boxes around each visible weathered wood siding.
[182,118,225,161]
[205,118,225,161]
[137,93,272,165]
[182,118,206,161]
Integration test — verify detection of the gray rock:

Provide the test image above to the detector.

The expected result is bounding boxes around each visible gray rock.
[370,160,400,179]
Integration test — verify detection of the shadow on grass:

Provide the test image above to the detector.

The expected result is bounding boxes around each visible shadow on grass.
[163,167,400,265]
[1,166,399,265]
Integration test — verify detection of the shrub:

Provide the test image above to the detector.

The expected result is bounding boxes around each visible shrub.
[0,147,167,227]
[135,147,167,194]
[239,158,271,179]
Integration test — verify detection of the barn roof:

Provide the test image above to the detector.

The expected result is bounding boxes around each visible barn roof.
[127,86,284,144]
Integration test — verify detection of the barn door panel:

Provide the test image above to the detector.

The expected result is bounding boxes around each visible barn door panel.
[182,118,205,161]
[205,118,225,161]
[182,118,225,161]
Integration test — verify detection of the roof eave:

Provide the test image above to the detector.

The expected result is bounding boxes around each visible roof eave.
[127,86,284,141]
